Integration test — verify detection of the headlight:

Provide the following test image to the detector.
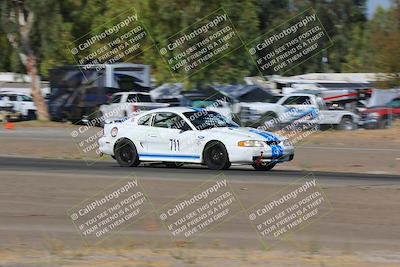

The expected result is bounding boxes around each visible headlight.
[238,140,265,147]
[282,139,292,146]
[367,112,380,119]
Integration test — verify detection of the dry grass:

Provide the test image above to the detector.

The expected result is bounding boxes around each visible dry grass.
[0,246,398,267]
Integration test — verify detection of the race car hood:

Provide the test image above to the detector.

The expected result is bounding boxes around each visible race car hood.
[204,127,282,142]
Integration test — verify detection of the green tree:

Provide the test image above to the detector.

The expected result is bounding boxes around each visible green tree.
[0,0,75,120]
[344,4,400,88]
[127,0,259,88]
[369,4,400,88]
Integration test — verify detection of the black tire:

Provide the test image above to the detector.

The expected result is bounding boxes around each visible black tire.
[377,118,389,129]
[114,139,140,167]
[203,141,231,170]
[164,162,184,168]
[27,110,36,120]
[338,117,354,131]
[252,162,276,171]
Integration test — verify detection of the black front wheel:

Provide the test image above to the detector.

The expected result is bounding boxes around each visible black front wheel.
[203,142,231,170]
[164,162,184,168]
[252,162,276,171]
[114,139,140,167]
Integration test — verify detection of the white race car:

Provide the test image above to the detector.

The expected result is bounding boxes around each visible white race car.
[98,107,294,170]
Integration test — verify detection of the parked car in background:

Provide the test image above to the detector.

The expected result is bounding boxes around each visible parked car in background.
[0,92,36,120]
[359,98,400,129]
[98,92,169,123]
[209,85,288,128]
[180,91,233,120]
[275,93,359,130]
[234,101,291,128]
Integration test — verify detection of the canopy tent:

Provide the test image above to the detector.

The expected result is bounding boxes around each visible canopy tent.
[209,84,275,102]
[368,89,400,107]
[150,83,183,100]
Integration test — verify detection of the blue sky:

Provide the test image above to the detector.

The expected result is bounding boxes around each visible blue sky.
[367,0,392,18]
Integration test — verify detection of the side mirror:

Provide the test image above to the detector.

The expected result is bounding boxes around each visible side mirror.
[179,125,192,133]
[179,128,191,134]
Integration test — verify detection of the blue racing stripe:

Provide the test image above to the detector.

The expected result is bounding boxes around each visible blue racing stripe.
[249,129,284,159]
[249,129,279,142]
[277,145,284,158]
[190,108,204,112]
[139,153,200,159]
[270,145,284,159]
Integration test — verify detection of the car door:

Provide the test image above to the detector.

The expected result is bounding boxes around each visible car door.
[7,95,18,112]
[144,112,199,161]
[133,113,154,153]
[282,96,319,122]
[16,95,34,116]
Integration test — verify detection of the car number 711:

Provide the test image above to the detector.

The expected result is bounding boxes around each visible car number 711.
[170,139,180,151]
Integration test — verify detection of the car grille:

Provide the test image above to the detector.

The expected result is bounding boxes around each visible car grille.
[266,141,280,146]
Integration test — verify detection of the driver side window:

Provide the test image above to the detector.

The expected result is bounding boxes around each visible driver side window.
[283,96,310,105]
[137,114,152,126]
[153,112,191,130]
[111,95,122,103]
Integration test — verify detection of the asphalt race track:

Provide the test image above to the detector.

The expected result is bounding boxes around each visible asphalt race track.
[1,156,399,253]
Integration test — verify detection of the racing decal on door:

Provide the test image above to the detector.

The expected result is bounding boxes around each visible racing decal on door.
[170,139,180,151]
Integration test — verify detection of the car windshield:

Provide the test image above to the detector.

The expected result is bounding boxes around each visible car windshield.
[127,93,152,103]
[183,110,238,130]
[21,95,33,101]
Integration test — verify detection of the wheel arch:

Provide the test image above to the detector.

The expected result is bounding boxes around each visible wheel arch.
[336,114,353,124]
[201,140,229,163]
[342,114,353,120]
[113,137,135,154]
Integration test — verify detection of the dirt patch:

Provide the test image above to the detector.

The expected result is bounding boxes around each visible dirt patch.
[1,120,72,128]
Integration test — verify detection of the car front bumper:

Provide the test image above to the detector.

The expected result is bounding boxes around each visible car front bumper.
[226,145,295,164]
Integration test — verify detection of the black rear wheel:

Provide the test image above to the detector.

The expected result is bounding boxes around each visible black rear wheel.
[203,142,231,170]
[114,139,140,167]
